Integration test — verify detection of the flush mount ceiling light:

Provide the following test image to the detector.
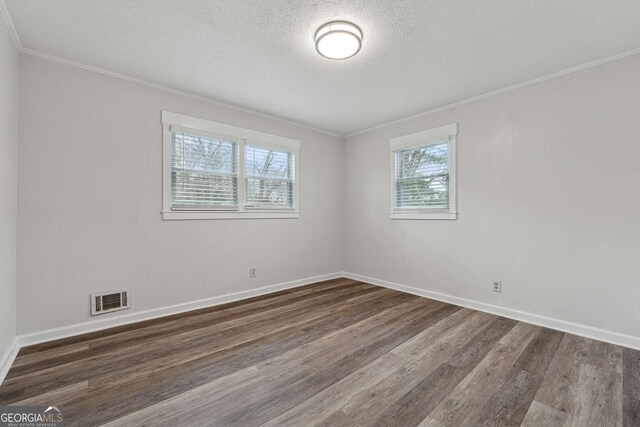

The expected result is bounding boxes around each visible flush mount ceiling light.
[314,21,363,60]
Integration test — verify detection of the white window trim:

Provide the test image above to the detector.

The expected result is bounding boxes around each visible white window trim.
[162,111,300,220]
[389,123,458,220]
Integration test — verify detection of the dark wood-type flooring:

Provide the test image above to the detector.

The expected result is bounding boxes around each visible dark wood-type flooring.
[1,279,639,426]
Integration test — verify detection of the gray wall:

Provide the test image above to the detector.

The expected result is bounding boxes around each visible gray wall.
[345,54,640,339]
[0,18,18,357]
[15,48,640,345]
[17,54,345,335]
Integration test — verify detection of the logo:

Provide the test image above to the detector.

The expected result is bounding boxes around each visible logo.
[0,405,64,427]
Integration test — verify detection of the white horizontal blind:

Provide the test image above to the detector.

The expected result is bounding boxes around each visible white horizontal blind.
[171,130,238,209]
[245,144,295,208]
[394,141,450,209]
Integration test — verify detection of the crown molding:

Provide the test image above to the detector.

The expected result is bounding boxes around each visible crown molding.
[3,0,640,139]
[0,0,22,50]
[345,47,640,138]
[1,0,342,137]
[20,48,342,138]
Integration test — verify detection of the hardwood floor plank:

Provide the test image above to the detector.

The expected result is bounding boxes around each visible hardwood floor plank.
[0,279,632,427]
[302,299,448,370]
[103,365,270,426]
[1,283,379,394]
[61,288,418,425]
[212,304,464,426]
[446,317,518,370]
[418,416,446,427]
[520,400,569,427]
[534,334,624,426]
[570,363,622,426]
[7,282,373,379]
[11,342,89,368]
[255,297,442,375]
[265,309,482,427]
[17,278,358,356]
[533,334,595,414]
[471,327,564,426]
[260,353,403,426]
[86,279,365,353]
[337,311,497,425]
[426,322,539,426]
[369,317,518,427]
[623,347,640,427]
[313,409,362,427]
[390,308,493,360]
[104,297,432,426]
[11,382,88,407]
[86,286,383,388]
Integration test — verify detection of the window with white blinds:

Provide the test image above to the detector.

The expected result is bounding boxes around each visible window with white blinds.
[171,130,238,209]
[162,111,300,220]
[390,123,458,220]
[394,142,449,209]
[245,145,295,209]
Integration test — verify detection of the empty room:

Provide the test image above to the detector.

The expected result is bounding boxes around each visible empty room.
[1,1,640,426]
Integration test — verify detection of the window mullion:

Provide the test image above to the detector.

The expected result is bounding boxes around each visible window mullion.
[162,111,300,220]
[389,123,457,220]
[238,139,246,212]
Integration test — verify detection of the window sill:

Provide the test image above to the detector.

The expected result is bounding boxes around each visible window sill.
[162,210,300,220]
[390,212,457,220]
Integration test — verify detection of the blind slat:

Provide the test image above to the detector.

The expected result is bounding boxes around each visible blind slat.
[245,145,295,208]
[171,131,239,208]
[395,142,450,210]
[171,132,297,210]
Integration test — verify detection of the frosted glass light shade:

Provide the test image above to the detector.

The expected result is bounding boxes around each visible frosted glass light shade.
[315,21,362,60]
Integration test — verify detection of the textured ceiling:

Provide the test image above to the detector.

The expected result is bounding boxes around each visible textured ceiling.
[5,0,640,135]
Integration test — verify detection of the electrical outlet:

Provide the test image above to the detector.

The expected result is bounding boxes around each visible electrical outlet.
[249,268,256,278]
[492,280,502,293]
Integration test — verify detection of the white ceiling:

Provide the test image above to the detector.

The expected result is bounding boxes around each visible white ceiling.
[5,0,640,135]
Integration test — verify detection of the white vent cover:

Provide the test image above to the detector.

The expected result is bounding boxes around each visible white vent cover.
[91,290,131,316]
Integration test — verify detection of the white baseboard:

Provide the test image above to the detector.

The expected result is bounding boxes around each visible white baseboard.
[343,272,640,351]
[17,272,344,349]
[6,270,637,388]
[0,337,20,386]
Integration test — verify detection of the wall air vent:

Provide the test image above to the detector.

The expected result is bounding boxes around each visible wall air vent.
[91,290,131,316]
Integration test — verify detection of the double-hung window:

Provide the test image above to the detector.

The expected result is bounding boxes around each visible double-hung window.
[245,145,295,209]
[390,123,457,220]
[162,111,300,219]
[171,129,239,210]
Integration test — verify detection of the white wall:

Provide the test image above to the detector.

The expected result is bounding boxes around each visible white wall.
[15,47,640,344]
[0,18,19,356]
[17,54,345,335]
[345,54,640,339]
